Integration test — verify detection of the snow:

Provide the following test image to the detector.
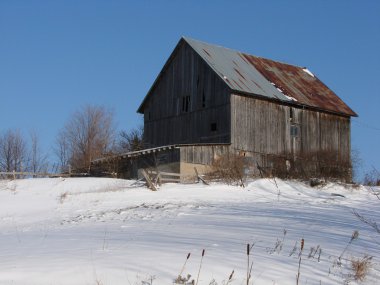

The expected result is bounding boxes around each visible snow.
[272,83,298,101]
[284,94,298,102]
[303,68,315,77]
[0,178,379,285]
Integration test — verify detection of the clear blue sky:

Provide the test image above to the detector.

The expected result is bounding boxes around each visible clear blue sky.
[1,1,379,180]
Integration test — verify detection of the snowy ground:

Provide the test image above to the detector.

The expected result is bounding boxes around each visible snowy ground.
[0,177,379,285]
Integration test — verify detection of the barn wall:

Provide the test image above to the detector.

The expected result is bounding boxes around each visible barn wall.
[230,94,351,163]
[143,41,231,147]
[179,144,231,182]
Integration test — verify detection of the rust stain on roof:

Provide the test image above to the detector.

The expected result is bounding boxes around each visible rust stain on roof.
[240,54,357,116]
[234,67,247,81]
[202,48,212,58]
[232,79,243,90]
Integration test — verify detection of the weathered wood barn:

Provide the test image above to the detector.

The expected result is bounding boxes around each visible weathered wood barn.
[93,37,357,181]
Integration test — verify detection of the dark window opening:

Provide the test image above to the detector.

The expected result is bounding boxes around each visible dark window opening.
[211,123,217,132]
[182,95,190,112]
[290,124,299,137]
[290,108,294,122]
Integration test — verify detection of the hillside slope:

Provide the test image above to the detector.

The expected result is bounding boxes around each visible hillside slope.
[0,178,379,285]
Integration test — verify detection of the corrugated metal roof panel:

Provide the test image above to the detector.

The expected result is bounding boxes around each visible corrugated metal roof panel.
[184,37,357,117]
[184,37,291,102]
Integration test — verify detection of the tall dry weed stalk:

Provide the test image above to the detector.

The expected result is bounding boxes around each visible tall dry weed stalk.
[225,270,234,285]
[178,253,191,280]
[195,249,205,285]
[338,230,359,263]
[296,238,304,285]
[246,243,254,285]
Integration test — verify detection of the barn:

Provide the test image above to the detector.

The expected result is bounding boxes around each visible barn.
[93,37,357,181]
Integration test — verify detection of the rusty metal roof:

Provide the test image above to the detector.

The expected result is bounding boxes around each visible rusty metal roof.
[184,37,357,117]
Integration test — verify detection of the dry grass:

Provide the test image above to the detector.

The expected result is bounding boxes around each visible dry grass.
[351,255,372,281]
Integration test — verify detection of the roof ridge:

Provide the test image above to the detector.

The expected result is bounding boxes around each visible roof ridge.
[182,36,307,70]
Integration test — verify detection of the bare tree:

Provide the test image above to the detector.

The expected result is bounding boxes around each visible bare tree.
[54,131,70,173]
[28,131,49,174]
[119,125,144,152]
[57,105,116,172]
[0,129,28,173]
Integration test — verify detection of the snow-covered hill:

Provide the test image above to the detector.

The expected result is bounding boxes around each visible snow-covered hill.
[0,178,379,285]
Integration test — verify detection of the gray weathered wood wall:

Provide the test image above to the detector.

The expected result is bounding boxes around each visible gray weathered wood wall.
[230,94,351,162]
[143,41,231,147]
[180,145,231,165]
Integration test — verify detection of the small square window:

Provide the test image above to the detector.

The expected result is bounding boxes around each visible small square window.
[211,123,217,132]
[290,124,299,137]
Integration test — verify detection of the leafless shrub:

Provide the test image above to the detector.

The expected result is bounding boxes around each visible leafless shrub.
[270,150,351,182]
[207,152,247,187]
[363,167,380,186]
[351,255,372,281]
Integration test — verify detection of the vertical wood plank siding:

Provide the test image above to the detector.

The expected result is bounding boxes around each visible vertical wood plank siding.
[230,94,351,162]
[143,42,231,147]
[180,145,231,165]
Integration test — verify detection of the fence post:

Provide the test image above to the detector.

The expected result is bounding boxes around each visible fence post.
[13,170,16,180]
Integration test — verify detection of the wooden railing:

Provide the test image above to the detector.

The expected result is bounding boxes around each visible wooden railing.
[140,169,182,191]
[0,171,70,179]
